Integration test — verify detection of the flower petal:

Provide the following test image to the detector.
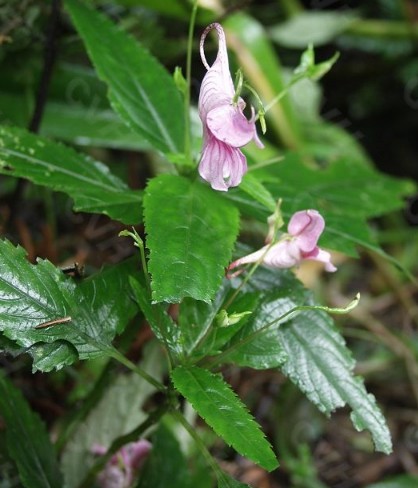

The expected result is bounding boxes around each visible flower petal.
[207,103,259,148]
[302,247,337,272]
[288,209,325,253]
[199,133,247,191]
[199,23,234,120]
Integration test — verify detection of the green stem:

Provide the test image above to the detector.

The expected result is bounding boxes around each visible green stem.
[263,74,303,114]
[184,0,199,161]
[109,348,165,392]
[78,404,168,488]
[172,410,224,482]
[205,296,360,369]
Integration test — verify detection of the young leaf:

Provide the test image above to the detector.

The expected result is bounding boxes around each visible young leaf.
[0,125,142,224]
[65,0,184,155]
[171,365,278,472]
[138,423,191,488]
[0,373,63,488]
[0,240,138,370]
[144,174,240,303]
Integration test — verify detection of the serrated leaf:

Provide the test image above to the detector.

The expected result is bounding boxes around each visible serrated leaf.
[218,473,251,488]
[178,281,231,359]
[137,423,191,488]
[235,267,392,453]
[62,342,163,488]
[223,291,290,370]
[0,240,138,370]
[0,125,142,224]
[0,373,63,488]
[171,365,278,471]
[218,270,304,369]
[129,276,183,357]
[30,341,79,372]
[144,174,240,303]
[65,0,184,154]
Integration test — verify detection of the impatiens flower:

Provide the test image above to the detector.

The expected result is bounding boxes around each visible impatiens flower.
[198,23,264,191]
[228,209,336,275]
[92,439,151,488]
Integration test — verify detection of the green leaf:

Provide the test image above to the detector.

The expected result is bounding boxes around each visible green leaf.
[129,276,183,357]
[278,307,392,453]
[367,475,418,488]
[42,101,152,151]
[178,281,231,359]
[238,173,276,213]
[0,240,138,370]
[65,0,184,154]
[218,474,251,488]
[144,175,240,303]
[171,365,278,471]
[218,270,302,369]
[269,11,358,48]
[30,341,79,372]
[0,91,151,151]
[0,373,63,488]
[266,154,415,257]
[138,423,191,488]
[62,342,163,488]
[223,290,290,370]
[0,125,142,224]
[236,266,391,453]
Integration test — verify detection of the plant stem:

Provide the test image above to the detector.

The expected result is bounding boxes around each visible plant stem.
[205,296,360,369]
[78,403,168,488]
[109,348,165,392]
[172,409,223,482]
[184,0,199,162]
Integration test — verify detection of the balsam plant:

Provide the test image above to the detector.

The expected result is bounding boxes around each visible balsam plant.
[0,1,416,487]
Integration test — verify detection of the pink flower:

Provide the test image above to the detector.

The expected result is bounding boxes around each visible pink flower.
[92,440,151,488]
[198,23,263,191]
[228,210,336,275]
